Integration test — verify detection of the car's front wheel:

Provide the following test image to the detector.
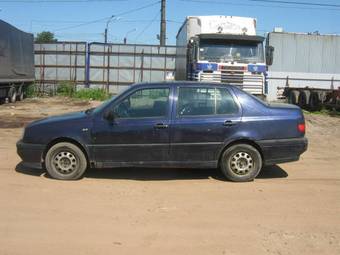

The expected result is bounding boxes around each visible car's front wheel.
[45,142,87,180]
[220,144,262,182]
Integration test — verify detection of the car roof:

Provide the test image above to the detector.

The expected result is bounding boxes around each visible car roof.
[132,81,234,88]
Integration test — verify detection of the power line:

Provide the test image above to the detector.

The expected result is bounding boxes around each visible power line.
[53,1,160,31]
[32,19,181,24]
[250,0,340,8]
[180,0,340,11]
[134,11,160,42]
[0,0,126,2]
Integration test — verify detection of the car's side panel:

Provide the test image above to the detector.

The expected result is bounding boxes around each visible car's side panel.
[231,87,304,139]
[90,117,171,165]
[23,113,94,163]
[169,85,242,163]
[90,85,174,166]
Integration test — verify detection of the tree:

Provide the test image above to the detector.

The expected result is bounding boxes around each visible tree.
[35,31,57,43]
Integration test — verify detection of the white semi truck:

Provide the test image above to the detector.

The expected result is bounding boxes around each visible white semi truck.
[176,16,271,96]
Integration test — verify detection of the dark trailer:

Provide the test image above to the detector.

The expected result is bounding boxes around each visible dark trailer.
[0,20,35,103]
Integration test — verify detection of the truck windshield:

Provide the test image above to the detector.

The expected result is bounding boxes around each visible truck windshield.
[199,40,264,63]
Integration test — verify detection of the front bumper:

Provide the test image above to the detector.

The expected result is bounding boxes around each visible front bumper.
[16,140,45,166]
[258,137,308,165]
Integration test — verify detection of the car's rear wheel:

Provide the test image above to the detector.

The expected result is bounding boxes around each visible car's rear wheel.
[45,142,87,180]
[220,144,262,182]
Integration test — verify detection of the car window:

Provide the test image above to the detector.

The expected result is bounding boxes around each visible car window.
[177,87,215,116]
[114,88,170,118]
[216,88,239,114]
[177,87,238,116]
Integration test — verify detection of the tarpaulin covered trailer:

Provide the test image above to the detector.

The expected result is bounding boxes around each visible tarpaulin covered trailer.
[0,20,35,102]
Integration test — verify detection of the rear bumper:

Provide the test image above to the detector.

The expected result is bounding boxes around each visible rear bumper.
[16,140,45,165]
[258,137,308,165]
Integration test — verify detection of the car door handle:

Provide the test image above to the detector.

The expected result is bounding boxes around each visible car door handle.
[223,120,236,127]
[154,123,169,129]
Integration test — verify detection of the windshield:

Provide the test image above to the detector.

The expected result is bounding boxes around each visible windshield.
[199,40,264,63]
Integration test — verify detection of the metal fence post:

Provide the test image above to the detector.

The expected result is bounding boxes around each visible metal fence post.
[106,44,111,93]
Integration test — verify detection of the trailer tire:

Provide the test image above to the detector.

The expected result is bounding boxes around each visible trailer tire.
[17,85,24,101]
[18,91,24,101]
[288,90,299,105]
[298,90,311,109]
[309,92,321,111]
[8,87,17,103]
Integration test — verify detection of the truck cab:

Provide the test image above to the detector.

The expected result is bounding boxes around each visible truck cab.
[176,16,267,97]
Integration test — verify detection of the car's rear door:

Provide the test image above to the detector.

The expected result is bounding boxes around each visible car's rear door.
[92,86,172,166]
[169,85,242,166]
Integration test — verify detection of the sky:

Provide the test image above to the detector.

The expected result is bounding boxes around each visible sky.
[0,0,339,45]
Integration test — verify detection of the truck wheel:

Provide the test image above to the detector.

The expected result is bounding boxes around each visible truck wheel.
[17,86,24,101]
[298,90,311,109]
[45,142,87,180]
[288,90,299,105]
[220,144,262,182]
[309,92,321,111]
[9,88,17,103]
[18,91,24,101]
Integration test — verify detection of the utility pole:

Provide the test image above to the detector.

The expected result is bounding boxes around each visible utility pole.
[104,28,108,44]
[160,0,166,46]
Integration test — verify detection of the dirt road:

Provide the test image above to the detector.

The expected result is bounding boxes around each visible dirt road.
[0,98,339,255]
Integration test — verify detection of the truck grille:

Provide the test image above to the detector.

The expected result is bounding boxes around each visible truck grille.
[221,71,244,84]
[193,71,264,95]
[220,66,245,71]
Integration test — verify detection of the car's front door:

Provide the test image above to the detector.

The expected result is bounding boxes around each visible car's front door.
[170,86,241,166]
[92,86,172,167]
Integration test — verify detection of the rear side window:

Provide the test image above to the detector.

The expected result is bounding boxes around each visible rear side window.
[216,88,239,114]
[177,87,238,116]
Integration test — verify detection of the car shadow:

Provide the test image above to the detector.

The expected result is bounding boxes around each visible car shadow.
[15,162,288,181]
[257,165,289,179]
[15,162,46,177]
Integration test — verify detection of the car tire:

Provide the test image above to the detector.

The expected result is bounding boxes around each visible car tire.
[220,144,262,182]
[45,142,87,180]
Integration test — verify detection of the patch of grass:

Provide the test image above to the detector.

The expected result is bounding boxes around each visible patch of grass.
[303,108,340,117]
[25,83,38,98]
[23,82,109,101]
[74,88,110,101]
[57,81,75,97]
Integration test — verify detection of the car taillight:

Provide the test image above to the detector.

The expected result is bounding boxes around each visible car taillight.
[298,123,305,133]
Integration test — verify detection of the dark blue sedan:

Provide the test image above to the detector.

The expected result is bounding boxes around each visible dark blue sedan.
[17,82,308,182]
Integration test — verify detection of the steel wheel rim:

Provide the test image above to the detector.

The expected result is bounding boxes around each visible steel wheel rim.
[230,151,254,176]
[53,150,78,175]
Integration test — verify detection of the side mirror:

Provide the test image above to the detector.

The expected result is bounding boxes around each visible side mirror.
[265,46,274,66]
[103,110,115,122]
